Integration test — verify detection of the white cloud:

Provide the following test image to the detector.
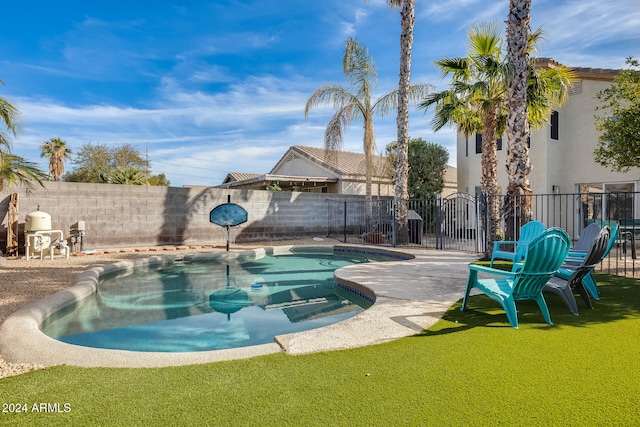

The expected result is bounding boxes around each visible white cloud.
[531,0,640,68]
[9,73,333,185]
[420,0,482,21]
[6,0,638,188]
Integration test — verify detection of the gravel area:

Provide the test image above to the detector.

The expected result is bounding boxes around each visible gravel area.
[0,238,340,379]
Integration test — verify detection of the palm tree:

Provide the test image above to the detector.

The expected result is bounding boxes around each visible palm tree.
[419,22,574,254]
[40,137,72,181]
[504,15,575,237]
[504,0,532,238]
[1,80,47,191]
[109,166,149,185]
[378,0,418,243]
[0,153,48,192]
[305,37,429,202]
[425,89,484,146]
[1,80,20,151]
[419,22,508,253]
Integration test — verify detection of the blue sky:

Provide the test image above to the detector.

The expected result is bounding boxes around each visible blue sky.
[2,0,638,187]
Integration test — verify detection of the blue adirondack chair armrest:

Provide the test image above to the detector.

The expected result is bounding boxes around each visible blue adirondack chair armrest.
[555,267,574,280]
[493,240,518,250]
[511,262,523,273]
[468,263,516,279]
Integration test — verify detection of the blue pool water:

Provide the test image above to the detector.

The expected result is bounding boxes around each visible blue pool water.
[42,249,402,352]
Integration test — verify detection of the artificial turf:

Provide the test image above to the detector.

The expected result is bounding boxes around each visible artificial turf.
[0,272,638,426]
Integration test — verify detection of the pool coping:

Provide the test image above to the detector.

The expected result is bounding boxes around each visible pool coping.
[0,244,478,368]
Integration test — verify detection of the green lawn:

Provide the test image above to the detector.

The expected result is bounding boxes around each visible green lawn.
[1,273,638,426]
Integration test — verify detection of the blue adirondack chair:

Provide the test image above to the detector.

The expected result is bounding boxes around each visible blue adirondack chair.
[490,220,546,267]
[462,227,571,329]
[544,226,611,315]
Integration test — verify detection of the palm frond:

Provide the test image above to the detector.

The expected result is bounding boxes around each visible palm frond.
[324,104,356,153]
[381,0,403,8]
[372,90,398,118]
[407,83,434,101]
[0,84,21,150]
[526,26,546,55]
[0,152,48,192]
[0,132,12,151]
[418,90,452,111]
[468,21,503,57]
[110,166,149,185]
[540,65,576,105]
[435,57,470,80]
[305,84,356,119]
[527,63,576,129]
[475,54,508,81]
[419,88,483,134]
[430,103,459,131]
[440,100,483,134]
[419,90,456,115]
[372,83,432,117]
[343,38,377,93]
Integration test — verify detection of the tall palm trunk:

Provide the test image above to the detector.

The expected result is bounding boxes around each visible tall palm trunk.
[394,0,415,244]
[51,156,64,181]
[504,0,532,240]
[364,114,375,204]
[481,108,501,256]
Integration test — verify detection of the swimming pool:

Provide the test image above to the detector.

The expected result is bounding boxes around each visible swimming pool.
[1,246,479,368]
[40,247,406,352]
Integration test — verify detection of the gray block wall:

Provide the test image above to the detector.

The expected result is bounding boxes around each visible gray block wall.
[0,182,373,252]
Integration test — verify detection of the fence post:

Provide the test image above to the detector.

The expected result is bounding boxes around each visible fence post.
[474,193,482,253]
[343,200,347,243]
[477,192,488,257]
[435,197,443,249]
[392,199,397,247]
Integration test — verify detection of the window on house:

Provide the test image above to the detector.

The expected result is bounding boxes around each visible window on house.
[603,183,636,220]
[550,110,559,140]
[474,133,502,154]
[578,182,637,225]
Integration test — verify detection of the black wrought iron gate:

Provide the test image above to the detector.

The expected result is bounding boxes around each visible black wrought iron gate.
[327,193,482,253]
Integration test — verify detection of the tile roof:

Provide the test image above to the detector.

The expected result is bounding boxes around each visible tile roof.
[224,145,457,187]
[276,145,391,177]
[281,145,456,184]
[534,57,619,81]
[222,172,261,183]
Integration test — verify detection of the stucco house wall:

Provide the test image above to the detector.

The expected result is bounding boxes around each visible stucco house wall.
[271,154,338,180]
[456,60,639,200]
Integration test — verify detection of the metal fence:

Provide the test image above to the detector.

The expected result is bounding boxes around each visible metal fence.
[327,194,482,252]
[496,191,639,278]
[327,199,395,246]
[327,191,639,278]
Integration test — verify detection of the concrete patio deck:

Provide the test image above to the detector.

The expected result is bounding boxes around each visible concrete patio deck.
[0,245,479,368]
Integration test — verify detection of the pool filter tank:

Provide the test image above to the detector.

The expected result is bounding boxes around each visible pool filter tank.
[24,210,69,260]
[25,210,52,232]
[25,211,53,257]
